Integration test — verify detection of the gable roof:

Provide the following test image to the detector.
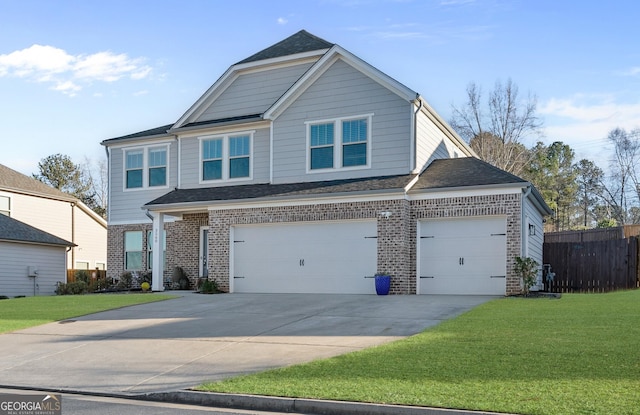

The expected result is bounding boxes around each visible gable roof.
[145,174,416,209]
[413,157,527,190]
[0,163,107,228]
[0,214,75,247]
[0,163,75,202]
[236,30,333,64]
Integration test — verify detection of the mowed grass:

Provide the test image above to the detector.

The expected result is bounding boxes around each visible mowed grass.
[0,294,175,334]
[200,290,640,415]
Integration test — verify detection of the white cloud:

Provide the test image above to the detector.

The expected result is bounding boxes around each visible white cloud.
[277,17,288,25]
[0,44,152,95]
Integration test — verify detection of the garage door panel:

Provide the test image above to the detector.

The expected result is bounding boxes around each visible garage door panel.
[419,217,506,295]
[233,221,377,294]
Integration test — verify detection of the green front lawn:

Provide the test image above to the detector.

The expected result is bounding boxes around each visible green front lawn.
[0,294,175,334]
[199,290,640,415]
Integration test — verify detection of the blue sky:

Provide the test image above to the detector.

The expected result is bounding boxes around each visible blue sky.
[0,0,638,175]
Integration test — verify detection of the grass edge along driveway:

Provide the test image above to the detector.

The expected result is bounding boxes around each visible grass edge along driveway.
[0,294,176,334]
[200,290,640,415]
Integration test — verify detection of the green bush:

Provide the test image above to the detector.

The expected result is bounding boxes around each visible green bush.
[514,256,539,295]
[139,271,152,285]
[74,270,91,284]
[55,281,88,295]
[199,279,218,294]
[117,272,133,290]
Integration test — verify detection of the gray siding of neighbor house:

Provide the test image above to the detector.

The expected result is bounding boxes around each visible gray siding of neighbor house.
[178,126,270,189]
[272,58,412,183]
[524,195,544,273]
[415,110,465,171]
[196,62,315,122]
[0,242,67,297]
[108,141,178,224]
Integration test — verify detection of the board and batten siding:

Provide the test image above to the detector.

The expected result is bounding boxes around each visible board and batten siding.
[0,242,67,297]
[178,127,270,189]
[272,58,412,183]
[415,110,465,171]
[108,141,178,224]
[196,62,315,122]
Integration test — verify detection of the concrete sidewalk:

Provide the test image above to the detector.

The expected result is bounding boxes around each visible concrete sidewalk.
[0,293,493,394]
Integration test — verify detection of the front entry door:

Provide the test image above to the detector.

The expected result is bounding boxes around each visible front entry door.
[199,227,209,277]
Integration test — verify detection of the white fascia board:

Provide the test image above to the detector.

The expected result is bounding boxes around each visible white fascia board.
[104,137,176,150]
[107,217,177,226]
[409,183,525,200]
[264,45,417,120]
[173,120,271,139]
[417,97,477,158]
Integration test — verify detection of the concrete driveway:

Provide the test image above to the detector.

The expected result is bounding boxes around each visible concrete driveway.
[0,293,494,394]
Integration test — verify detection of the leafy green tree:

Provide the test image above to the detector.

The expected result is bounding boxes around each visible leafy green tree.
[33,154,101,215]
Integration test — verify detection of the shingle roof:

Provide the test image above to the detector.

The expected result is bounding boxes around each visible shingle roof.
[236,30,333,65]
[0,164,75,201]
[101,124,174,143]
[0,214,75,247]
[145,174,415,207]
[412,157,527,190]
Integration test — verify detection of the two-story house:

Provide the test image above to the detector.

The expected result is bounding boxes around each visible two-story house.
[102,30,551,295]
[0,163,107,273]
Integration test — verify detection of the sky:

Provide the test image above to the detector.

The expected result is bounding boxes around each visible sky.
[0,0,639,176]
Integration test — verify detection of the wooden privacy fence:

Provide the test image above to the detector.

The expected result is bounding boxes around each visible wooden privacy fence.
[543,237,639,293]
[67,269,107,283]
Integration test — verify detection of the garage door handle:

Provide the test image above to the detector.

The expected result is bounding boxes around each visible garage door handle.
[364,276,375,279]
[420,276,434,279]
[234,276,245,279]
[490,275,506,278]
[491,233,506,236]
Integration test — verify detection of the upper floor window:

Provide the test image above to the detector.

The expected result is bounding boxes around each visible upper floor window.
[0,195,10,216]
[306,114,372,173]
[124,145,169,190]
[200,131,253,182]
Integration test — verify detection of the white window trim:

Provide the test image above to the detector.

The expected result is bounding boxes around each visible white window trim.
[0,194,11,216]
[199,131,254,184]
[305,113,373,174]
[123,144,171,192]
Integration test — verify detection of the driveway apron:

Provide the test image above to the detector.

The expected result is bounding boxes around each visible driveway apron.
[0,293,494,393]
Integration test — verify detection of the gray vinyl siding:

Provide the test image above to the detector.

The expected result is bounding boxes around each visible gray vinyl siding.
[415,111,466,171]
[108,141,178,223]
[196,62,315,122]
[0,242,67,296]
[178,127,270,189]
[524,196,544,265]
[272,58,412,183]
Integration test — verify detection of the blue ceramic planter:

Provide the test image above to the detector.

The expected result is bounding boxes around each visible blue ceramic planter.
[375,275,391,295]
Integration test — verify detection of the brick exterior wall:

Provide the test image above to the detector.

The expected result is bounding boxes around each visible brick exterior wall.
[106,192,523,295]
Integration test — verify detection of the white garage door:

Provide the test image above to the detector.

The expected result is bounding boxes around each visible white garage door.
[232,220,377,294]
[418,216,506,295]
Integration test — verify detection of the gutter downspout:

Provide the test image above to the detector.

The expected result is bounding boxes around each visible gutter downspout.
[521,185,532,258]
[412,94,423,173]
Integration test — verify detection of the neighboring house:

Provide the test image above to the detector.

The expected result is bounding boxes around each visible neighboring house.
[102,30,552,295]
[0,164,107,271]
[0,214,75,296]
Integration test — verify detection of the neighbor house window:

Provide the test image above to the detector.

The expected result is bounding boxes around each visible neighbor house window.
[75,261,90,270]
[147,230,166,270]
[124,144,170,190]
[124,231,143,270]
[0,195,10,216]
[148,147,167,187]
[307,114,371,172]
[200,131,253,182]
[95,262,106,271]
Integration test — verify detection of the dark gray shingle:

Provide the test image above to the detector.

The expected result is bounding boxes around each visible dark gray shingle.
[0,214,75,247]
[413,157,527,190]
[236,30,333,65]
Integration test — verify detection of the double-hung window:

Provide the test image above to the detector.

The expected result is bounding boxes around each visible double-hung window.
[307,114,371,172]
[124,145,169,190]
[124,231,143,270]
[125,150,143,189]
[200,131,253,182]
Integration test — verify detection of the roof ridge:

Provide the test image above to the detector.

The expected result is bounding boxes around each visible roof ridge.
[236,30,333,65]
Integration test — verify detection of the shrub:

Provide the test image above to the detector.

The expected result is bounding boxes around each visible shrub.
[514,256,539,295]
[139,271,152,285]
[56,281,88,295]
[74,270,90,284]
[199,279,218,294]
[117,272,133,290]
